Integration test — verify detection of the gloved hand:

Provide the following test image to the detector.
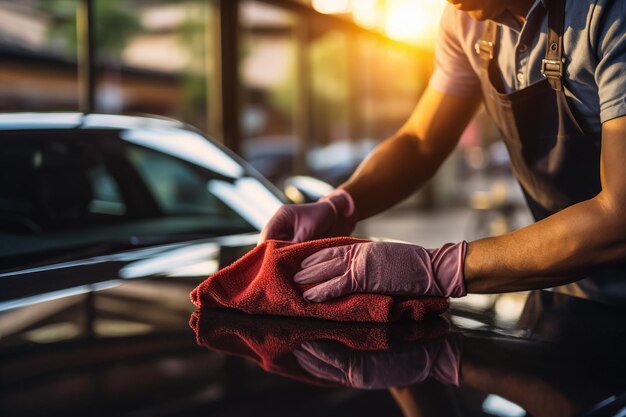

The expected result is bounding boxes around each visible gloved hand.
[259,189,358,243]
[292,335,463,389]
[294,241,467,302]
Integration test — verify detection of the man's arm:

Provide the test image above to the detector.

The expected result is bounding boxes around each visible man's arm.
[259,86,479,244]
[341,86,481,220]
[465,116,626,292]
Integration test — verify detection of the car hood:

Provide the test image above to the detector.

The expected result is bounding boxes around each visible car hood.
[2,235,626,417]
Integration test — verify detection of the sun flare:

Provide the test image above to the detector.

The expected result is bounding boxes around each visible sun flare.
[312,0,445,48]
[385,0,445,46]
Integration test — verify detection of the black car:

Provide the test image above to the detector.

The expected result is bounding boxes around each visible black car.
[1,114,626,417]
[0,113,287,271]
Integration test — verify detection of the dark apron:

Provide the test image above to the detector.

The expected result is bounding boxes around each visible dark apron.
[476,0,626,304]
[476,0,601,221]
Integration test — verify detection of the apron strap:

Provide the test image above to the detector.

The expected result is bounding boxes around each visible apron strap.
[541,0,565,91]
[476,21,507,92]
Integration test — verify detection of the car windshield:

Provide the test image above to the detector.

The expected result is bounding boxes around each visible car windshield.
[0,128,282,269]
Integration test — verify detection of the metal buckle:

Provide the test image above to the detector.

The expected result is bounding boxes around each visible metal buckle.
[541,58,564,78]
[474,40,494,59]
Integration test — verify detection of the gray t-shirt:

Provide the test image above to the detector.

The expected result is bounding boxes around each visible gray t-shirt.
[429,0,626,131]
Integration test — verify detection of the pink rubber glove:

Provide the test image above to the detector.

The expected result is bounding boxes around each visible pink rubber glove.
[259,189,358,243]
[292,335,463,389]
[294,241,467,301]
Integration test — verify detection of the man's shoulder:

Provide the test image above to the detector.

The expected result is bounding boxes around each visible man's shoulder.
[439,3,487,58]
[430,4,485,97]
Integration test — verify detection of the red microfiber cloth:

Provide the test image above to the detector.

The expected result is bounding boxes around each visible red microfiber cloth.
[190,237,449,322]
[189,309,449,387]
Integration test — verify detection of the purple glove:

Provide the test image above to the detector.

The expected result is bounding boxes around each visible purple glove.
[259,189,358,243]
[294,241,467,301]
[292,335,463,389]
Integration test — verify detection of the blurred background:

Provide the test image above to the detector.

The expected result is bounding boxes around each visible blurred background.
[0,0,532,246]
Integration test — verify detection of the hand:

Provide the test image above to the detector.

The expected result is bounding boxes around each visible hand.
[292,335,462,389]
[259,189,358,243]
[294,241,467,301]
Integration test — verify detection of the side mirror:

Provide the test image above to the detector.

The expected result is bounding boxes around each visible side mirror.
[283,176,333,204]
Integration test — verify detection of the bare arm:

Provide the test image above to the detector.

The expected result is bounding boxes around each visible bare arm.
[340,86,481,219]
[465,116,626,292]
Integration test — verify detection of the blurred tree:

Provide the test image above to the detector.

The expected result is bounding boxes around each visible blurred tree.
[266,39,297,130]
[178,3,209,128]
[309,30,350,143]
[42,0,142,59]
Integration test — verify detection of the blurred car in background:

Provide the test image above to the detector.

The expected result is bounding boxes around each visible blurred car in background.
[242,136,377,188]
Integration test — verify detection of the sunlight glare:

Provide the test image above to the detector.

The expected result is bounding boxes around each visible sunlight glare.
[385,0,445,46]
[352,0,381,29]
[312,0,351,14]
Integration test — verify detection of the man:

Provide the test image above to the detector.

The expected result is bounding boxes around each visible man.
[260,0,626,303]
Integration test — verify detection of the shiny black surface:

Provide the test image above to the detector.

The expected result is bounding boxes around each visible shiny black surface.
[2,114,626,416]
[2,236,626,417]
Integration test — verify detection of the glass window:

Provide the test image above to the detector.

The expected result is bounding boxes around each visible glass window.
[127,145,239,218]
[0,129,264,269]
[89,164,126,216]
[0,136,125,229]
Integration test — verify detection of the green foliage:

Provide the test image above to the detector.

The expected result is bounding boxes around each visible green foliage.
[93,0,142,57]
[177,6,208,122]
[267,40,297,125]
[309,30,350,136]
[41,0,142,57]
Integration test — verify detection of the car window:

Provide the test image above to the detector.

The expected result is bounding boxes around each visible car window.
[0,137,121,232]
[127,145,230,216]
[89,163,127,216]
[0,131,262,269]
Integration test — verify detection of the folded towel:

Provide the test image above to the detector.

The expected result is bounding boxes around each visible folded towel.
[190,237,448,322]
[189,309,450,387]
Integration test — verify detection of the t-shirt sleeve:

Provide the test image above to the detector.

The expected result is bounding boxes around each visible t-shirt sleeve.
[428,4,482,98]
[594,0,626,123]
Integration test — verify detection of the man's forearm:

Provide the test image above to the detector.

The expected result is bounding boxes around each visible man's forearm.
[339,86,481,220]
[464,194,626,293]
[340,133,443,220]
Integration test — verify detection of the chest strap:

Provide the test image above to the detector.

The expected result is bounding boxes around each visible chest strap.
[542,0,565,91]
[475,0,565,91]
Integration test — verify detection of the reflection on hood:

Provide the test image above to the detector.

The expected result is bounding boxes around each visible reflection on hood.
[190,309,461,388]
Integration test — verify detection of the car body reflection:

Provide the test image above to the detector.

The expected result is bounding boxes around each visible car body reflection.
[190,308,460,388]
[192,290,626,417]
[2,234,626,416]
